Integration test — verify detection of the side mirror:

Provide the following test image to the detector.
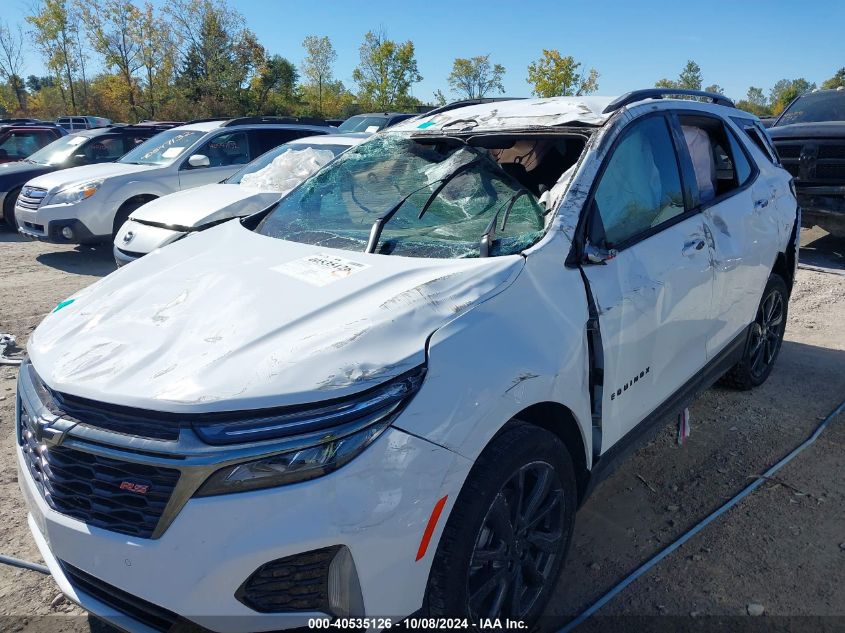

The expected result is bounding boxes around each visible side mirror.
[188,154,210,168]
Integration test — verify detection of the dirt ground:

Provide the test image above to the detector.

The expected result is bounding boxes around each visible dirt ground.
[0,227,843,632]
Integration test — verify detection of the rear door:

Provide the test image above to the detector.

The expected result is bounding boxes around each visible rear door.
[580,113,715,449]
[673,113,772,356]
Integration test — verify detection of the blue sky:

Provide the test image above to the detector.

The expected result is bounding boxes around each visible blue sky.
[7,0,843,102]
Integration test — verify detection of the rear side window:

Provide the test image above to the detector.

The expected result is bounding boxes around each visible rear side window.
[593,116,685,246]
[251,129,324,156]
[678,115,753,206]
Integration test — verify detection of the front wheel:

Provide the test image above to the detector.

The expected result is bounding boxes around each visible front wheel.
[720,274,788,390]
[425,424,577,625]
[3,187,21,228]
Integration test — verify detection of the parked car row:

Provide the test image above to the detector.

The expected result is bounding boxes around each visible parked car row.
[14,89,800,631]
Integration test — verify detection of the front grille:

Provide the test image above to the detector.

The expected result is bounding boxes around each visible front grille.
[815,163,845,180]
[236,546,339,613]
[62,562,182,632]
[19,402,180,538]
[16,186,47,210]
[774,143,801,158]
[818,144,845,159]
[784,163,800,178]
[53,389,182,441]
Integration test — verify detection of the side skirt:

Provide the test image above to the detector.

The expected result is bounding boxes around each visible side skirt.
[580,324,750,503]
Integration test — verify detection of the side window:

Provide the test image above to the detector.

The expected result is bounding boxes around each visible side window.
[192,131,250,168]
[251,129,320,156]
[679,115,753,206]
[123,134,150,154]
[593,116,685,246]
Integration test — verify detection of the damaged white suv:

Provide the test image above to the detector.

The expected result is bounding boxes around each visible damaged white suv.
[17,90,798,631]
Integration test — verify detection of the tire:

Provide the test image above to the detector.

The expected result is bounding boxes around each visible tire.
[720,274,788,390]
[425,423,577,625]
[3,187,21,229]
[112,198,150,239]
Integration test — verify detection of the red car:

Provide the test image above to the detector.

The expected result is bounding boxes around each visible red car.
[0,126,66,164]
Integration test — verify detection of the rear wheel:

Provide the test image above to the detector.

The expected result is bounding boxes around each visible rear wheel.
[720,274,788,390]
[425,424,577,625]
[2,187,21,229]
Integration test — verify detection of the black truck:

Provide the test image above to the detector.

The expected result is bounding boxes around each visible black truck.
[768,88,845,237]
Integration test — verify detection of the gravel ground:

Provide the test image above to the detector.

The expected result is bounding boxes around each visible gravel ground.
[0,228,843,632]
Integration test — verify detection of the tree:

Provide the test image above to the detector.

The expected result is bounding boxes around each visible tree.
[26,75,55,92]
[137,1,176,118]
[27,0,84,113]
[433,89,447,106]
[0,20,26,111]
[704,84,724,95]
[655,59,703,91]
[78,0,143,118]
[821,68,845,90]
[301,35,335,116]
[770,78,816,114]
[352,31,422,111]
[447,54,505,99]
[526,49,598,98]
[736,86,771,117]
[252,54,297,114]
[166,0,265,117]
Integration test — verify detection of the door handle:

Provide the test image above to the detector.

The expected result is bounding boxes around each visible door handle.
[754,198,769,210]
[682,239,705,256]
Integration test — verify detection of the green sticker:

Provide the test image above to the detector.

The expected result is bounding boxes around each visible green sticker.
[417,120,436,129]
[53,298,75,313]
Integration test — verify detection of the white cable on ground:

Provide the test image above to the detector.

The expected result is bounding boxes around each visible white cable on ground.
[559,395,845,633]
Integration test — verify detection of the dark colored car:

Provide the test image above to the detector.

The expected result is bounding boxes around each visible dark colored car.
[1,122,178,228]
[0,126,66,164]
[768,88,845,237]
[336,112,416,132]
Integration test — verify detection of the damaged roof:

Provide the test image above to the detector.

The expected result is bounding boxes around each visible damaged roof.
[392,96,618,133]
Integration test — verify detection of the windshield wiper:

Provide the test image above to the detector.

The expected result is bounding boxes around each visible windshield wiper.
[479,188,530,258]
[364,157,481,254]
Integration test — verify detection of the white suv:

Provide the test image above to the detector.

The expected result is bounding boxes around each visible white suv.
[16,90,797,631]
[15,117,333,244]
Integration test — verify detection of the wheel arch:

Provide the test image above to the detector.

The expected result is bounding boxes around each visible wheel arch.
[772,215,799,294]
[498,401,591,504]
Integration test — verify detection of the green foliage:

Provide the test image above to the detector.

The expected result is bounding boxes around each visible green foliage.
[655,60,702,91]
[735,86,772,117]
[821,68,845,90]
[300,35,336,116]
[526,49,598,97]
[27,0,84,112]
[447,54,505,99]
[770,78,816,114]
[352,30,422,111]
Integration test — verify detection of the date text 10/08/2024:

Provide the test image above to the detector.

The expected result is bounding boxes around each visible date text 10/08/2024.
[308,618,529,629]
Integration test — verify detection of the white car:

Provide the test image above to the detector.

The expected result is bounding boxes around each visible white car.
[113,133,369,266]
[17,90,797,631]
[15,117,334,244]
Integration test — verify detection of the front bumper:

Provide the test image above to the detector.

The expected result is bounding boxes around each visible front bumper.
[796,187,845,234]
[15,200,110,244]
[16,392,470,632]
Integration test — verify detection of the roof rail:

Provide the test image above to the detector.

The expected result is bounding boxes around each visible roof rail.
[602,89,735,114]
[221,115,329,127]
[419,97,526,119]
[185,117,231,125]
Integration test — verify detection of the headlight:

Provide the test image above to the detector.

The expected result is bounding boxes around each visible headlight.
[192,366,426,495]
[49,180,103,205]
[195,419,389,496]
[192,365,426,445]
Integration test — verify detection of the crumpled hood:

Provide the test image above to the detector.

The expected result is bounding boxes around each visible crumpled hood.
[30,220,523,412]
[24,162,155,194]
[130,184,280,229]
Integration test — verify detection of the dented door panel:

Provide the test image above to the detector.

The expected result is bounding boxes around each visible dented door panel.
[583,215,715,450]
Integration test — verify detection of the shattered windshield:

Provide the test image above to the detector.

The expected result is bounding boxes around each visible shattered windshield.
[256,134,545,258]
